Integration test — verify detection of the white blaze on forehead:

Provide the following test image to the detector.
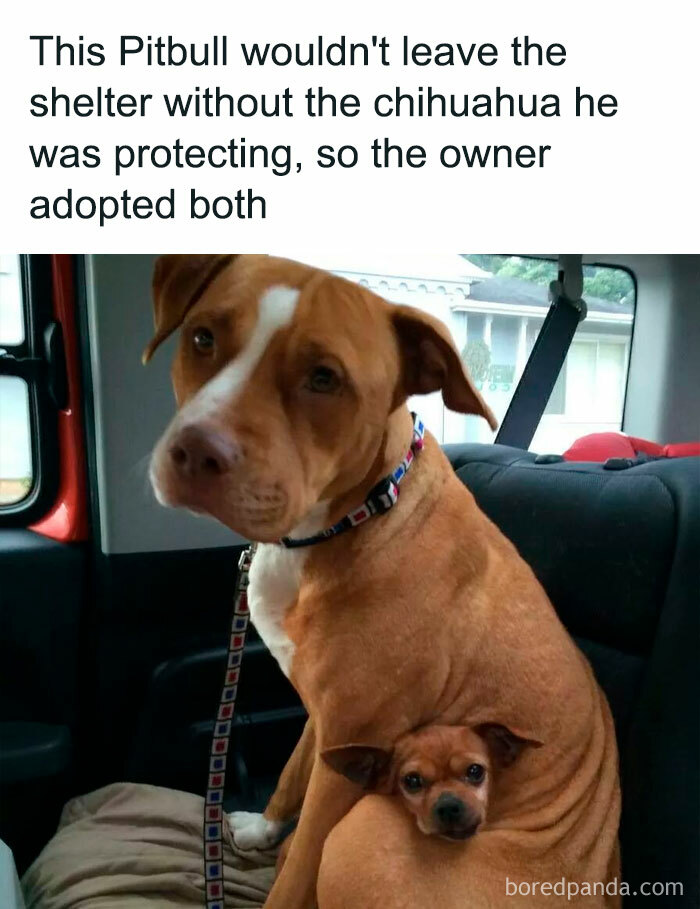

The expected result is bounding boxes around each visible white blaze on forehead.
[181,284,299,421]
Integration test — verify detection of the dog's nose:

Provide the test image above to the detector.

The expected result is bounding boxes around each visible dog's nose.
[433,793,481,840]
[168,424,239,478]
[434,793,467,827]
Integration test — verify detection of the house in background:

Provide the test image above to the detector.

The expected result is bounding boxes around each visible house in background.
[461,274,633,452]
[302,253,634,453]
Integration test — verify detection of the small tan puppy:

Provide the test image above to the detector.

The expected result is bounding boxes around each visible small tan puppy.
[322,724,541,842]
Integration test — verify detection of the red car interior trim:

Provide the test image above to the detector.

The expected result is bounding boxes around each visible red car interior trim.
[31,255,89,542]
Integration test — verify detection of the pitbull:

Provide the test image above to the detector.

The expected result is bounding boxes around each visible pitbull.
[146,254,620,908]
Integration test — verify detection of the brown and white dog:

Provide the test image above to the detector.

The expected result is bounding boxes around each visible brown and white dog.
[322,723,541,842]
[146,254,620,909]
[276,723,537,880]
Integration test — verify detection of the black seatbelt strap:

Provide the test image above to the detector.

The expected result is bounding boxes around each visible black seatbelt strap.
[495,255,587,450]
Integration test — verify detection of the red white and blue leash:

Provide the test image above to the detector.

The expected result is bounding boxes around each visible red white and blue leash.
[203,414,425,908]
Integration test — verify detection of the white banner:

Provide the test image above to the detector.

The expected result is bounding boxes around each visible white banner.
[0,0,697,251]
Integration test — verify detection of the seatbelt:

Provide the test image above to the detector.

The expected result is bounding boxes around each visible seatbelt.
[495,255,587,450]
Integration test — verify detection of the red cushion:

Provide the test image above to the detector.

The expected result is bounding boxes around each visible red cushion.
[563,433,640,462]
[563,433,699,462]
[663,442,700,458]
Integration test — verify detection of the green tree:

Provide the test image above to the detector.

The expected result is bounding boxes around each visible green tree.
[582,268,633,303]
[462,255,633,305]
[463,254,510,274]
[499,258,558,286]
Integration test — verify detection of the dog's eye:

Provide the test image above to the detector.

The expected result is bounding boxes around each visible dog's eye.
[465,764,485,784]
[307,365,340,394]
[192,327,215,354]
[401,772,424,793]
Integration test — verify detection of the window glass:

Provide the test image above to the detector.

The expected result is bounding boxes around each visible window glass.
[0,257,33,506]
[0,255,24,345]
[292,253,635,454]
[0,377,33,505]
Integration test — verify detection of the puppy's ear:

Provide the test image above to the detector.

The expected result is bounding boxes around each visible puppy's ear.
[475,723,543,769]
[142,254,237,364]
[391,305,497,429]
[322,745,393,791]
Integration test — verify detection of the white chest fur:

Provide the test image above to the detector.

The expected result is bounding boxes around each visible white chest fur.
[247,543,305,677]
[246,503,328,677]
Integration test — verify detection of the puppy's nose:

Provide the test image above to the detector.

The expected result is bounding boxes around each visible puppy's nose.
[168,424,239,478]
[434,793,467,827]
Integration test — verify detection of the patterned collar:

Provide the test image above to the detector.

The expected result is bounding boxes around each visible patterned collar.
[279,413,425,549]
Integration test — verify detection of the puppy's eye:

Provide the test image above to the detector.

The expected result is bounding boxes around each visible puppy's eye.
[192,327,215,354]
[465,764,485,784]
[401,772,424,793]
[307,365,340,394]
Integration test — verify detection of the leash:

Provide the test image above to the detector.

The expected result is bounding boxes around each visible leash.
[203,414,425,909]
[203,543,255,909]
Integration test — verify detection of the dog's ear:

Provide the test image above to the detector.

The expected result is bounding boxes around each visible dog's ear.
[475,723,543,769]
[142,254,237,364]
[322,744,393,790]
[391,305,497,429]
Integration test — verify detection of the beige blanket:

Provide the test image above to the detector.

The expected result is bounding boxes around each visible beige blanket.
[22,784,277,909]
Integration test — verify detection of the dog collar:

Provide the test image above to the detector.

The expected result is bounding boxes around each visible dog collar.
[279,412,425,549]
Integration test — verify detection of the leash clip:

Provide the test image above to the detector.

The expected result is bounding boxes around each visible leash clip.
[237,544,254,581]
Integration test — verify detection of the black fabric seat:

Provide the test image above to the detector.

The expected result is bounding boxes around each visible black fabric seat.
[132,442,698,905]
[444,443,699,907]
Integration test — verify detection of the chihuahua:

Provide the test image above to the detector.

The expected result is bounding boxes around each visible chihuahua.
[322,723,540,842]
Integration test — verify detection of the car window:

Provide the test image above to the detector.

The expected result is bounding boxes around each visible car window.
[0,255,33,505]
[295,253,635,454]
